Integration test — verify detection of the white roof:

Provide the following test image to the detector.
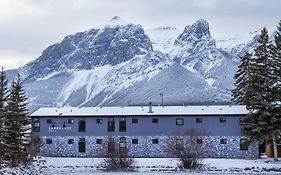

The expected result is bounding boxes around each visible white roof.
[30,105,247,117]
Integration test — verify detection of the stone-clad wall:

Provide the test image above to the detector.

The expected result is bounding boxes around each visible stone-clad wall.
[40,135,259,158]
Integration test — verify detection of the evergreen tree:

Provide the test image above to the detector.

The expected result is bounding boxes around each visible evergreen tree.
[3,74,30,166]
[242,27,280,160]
[0,67,9,162]
[231,53,252,104]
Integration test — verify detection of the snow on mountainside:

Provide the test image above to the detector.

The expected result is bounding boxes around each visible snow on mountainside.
[19,16,152,82]
[6,17,263,111]
[168,19,240,91]
[146,26,181,53]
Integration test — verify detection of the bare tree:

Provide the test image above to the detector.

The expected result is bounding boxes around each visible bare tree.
[165,129,206,170]
[100,136,135,171]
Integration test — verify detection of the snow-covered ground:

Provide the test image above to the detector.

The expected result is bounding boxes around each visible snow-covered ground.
[1,157,281,175]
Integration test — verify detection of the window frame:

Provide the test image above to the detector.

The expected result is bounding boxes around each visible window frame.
[132,118,138,124]
[46,138,52,144]
[68,139,74,144]
[68,119,74,124]
[96,139,103,144]
[176,118,184,125]
[219,117,226,123]
[132,138,138,144]
[47,119,53,124]
[152,118,159,124]
[196,117,203,123]
[220,138,227,144]
[152,138,159,144]
[96,118,103,124]
[240,139,249,150]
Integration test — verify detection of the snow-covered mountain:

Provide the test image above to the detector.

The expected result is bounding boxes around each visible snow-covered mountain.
[7,17,263,112]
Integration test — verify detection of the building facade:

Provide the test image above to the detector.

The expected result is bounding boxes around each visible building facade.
[30,105,259,158]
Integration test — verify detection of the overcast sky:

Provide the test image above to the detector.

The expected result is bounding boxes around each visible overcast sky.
[0,0,280,69]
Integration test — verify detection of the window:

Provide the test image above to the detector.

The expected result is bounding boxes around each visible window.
[47,119,53,124]
[240,139,249,150]
[220,117,226,123]
[132,118,138,124]
[32,118,40,132]
[196,139,203,144]
[220,139,227,144]
[96,139,103,144]
[176,138,183,150]
[152,138,159,144]
[79,120,86,132]
[108,119,115,132]
[132,139,138,144]
[240,118,247,125]
[119,118,126,132]
[196,117,203,123]
[68,139,74,144]
[96,118,103,124]
[79,138,86,153]
[176,118,184,125]
[68,119,74,124]
[46,139,52,144]
[152,118,159,123]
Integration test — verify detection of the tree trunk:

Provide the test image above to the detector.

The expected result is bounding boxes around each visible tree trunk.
[272,135,278,161]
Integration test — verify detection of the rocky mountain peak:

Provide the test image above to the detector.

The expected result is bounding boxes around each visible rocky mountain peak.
[175,19,214,47]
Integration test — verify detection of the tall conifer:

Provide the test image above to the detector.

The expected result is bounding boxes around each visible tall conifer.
[0,67,9,162]
[3,74,30,166]
[232,53,252,104]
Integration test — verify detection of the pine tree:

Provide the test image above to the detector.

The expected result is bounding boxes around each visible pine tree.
[231,53,252,104]
[269,20,281,160]
[3,74,30,166]
[242,27,280,161]
[0,67,9,162]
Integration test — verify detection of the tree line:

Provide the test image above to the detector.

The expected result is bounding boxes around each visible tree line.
[0,68,31,167]
[232,21,281,161]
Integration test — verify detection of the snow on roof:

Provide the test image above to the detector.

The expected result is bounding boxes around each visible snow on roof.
[30,105,247,117]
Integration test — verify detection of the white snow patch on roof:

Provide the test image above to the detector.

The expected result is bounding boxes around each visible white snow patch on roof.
[30,105,247,117]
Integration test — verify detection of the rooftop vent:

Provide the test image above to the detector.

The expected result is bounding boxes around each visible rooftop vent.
[148,102,153,113]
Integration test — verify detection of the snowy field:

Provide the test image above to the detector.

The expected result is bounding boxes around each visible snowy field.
[1,157,281,175]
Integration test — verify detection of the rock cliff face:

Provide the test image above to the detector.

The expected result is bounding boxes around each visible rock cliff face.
[7,17,264,111]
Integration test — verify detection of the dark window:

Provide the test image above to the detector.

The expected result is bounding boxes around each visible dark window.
[220,117,226,123]
[176,118,184,125]
[46,139,52,144]
[240,118,247,125]
[196,117,203,123]
[152,138,159,144]
[97,118,103,124]
[240,139,249,150]
[220,139,227,144]
[96,139,103,144]
[132,139,138,144]
[63,122,67,128]
[132,118,138,123]
[79,120,86,132]
[108,119,115,132]
[79,139,86,153]
[47,119,53,124]
[32,118,40,132]
[176,138,183,150]
[152,118,159,123]
[68,139,74,144]
[68,119,74,124]
[119,118,126,132]
[196,138,203,144]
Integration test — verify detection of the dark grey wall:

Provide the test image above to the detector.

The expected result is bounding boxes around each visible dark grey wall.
[32,115,244,136]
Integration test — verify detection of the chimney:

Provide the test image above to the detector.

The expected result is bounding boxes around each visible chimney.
[148,102,153,113]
